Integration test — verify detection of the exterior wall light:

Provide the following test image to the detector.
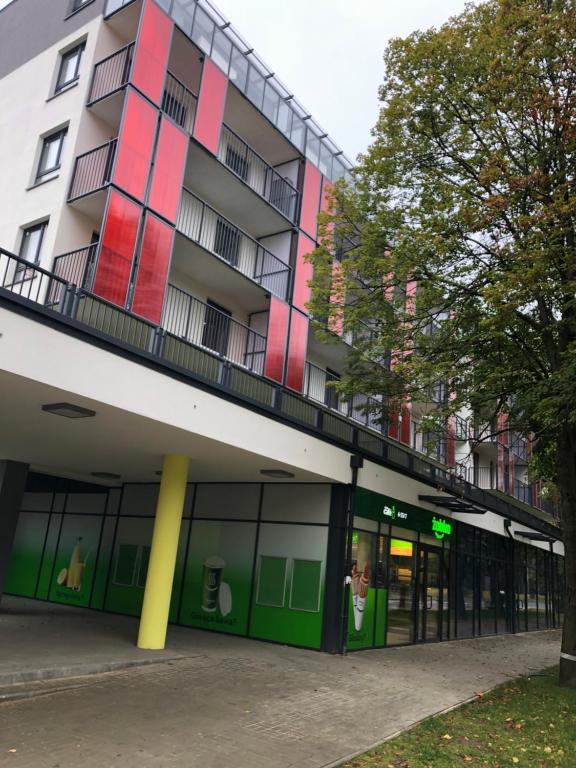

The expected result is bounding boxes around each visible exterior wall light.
[91,472,121,480]
[260,469,295,478]
[41,403,96,418]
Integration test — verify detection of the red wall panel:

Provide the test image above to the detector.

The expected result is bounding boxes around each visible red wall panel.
[93,191,141,306]
[193,58,227,155]
[131,0,172,106]
[113,89,158,201]
[148,117,188,223]
[131,213,174,324]
[293,233,315,314]
[264,297,289,382]
[400,400,411,445]
[299,160,322,240]
[328,258,344,336]
[286,310,309,392]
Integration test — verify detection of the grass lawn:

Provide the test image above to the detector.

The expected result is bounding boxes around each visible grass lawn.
[342,667,575,768]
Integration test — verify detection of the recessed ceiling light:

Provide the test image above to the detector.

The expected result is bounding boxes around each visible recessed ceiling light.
[260,469,295,479]
[91,472,121,480]
[42,403,96,419]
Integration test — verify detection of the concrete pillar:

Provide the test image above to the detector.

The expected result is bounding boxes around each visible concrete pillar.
[0,461,29,607]
[137,454,189,650]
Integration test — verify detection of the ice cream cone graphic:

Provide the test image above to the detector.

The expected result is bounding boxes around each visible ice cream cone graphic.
[354,563,369,631]
[350,563,360,629]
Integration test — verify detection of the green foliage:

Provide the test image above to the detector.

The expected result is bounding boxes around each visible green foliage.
[343,667,576,767]
[308,0,576,482]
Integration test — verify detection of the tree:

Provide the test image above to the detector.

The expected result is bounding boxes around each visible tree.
[309,0,576,684]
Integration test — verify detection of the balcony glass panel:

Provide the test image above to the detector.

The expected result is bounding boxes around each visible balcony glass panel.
[305,132,320,166]
[211,29,232,74]
[262,82,280,123]
[276,101,293,137]
[229,47,248,91]
[246,66,265,110]
[191,5,213,54]
[290,115,306,152]
[318,143,333,178]
[172,0,195,35]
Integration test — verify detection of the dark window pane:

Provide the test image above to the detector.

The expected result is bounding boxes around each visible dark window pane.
[56,43,84,92]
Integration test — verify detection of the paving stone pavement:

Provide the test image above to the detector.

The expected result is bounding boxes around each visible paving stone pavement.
[0,599,562,768]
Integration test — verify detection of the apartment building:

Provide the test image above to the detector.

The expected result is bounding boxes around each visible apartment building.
[0,0,565,653]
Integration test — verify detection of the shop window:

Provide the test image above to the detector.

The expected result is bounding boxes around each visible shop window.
[256,556,287,607]
[289,559,321,612]
[113,544,150,587]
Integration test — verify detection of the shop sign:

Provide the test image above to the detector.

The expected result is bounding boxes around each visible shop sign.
[355,487,452,539]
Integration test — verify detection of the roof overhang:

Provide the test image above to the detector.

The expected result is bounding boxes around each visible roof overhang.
[418,495,487,515]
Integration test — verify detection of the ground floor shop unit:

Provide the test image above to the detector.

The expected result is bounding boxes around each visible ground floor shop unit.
[4,474,565,654]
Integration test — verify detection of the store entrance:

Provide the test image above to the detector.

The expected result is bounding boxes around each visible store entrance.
[415,545,448,642]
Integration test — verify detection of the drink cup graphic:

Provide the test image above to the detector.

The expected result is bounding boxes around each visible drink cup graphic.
[201,556,226,613]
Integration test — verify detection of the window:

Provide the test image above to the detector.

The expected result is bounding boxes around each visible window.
[36,129,67,180]
[14,221,48,281]
[70,0,93,11]
[55,43,85,93]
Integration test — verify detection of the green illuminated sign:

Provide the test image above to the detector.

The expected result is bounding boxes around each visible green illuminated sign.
[432,516,452,540]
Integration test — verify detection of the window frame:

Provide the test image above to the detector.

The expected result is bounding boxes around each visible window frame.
[14,221,48,282]
[55,42,85,94]
[36,128,68,181]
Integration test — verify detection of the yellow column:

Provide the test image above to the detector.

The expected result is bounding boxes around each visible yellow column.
[137,454,189,650]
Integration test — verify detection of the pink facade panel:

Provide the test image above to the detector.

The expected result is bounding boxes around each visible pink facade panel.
[299,160,322,240]
[293,233,315,314]
[264,297,289,383]
[193,58,227,155]
[148,118,188,223]
[286,310,309,392]
[131,214,174,324]
[92,191,141,307]
[131,0,172,106]
[113,89,158,202]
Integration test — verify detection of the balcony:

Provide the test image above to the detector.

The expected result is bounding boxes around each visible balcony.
[88,42,134,104]
[162,284,266,375]
[513,477,532,505]
[52,244,98,296]
[511,432,529,462]
[217,125,299,223]
[68,140,116,201]
[176,188,291,301]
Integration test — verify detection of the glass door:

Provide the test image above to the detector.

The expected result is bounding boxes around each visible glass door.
[416,546,443,642]
[386,538,415,645]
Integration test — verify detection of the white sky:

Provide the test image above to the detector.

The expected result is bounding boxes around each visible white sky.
[0,0,471,159]
[213,0,471,161]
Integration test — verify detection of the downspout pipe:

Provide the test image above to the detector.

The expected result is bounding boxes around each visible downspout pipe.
[341,454,364,655]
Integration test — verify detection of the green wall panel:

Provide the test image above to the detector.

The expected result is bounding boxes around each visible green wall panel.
[105,518,153,616]
[90,516,117,610]
[48,515,103,608]
[4,512,49,597]
[36,514,62,599]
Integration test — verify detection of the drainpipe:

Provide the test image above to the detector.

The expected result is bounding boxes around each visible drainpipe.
[341,454,364,655]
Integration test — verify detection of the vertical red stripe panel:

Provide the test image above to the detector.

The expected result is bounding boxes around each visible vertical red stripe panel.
[92,191,141,307]
[113,90,158,202]
[400,400,411,445]
[148,118,188,223]
[292,233,315,314]
[328,259,344,336]
[299,160,322,240]
[388,409,399,440]
[264,297,289,382]
[131,0,172,106]
[286,310,309,392]
[131,214,174,324]
[193,58,227,155]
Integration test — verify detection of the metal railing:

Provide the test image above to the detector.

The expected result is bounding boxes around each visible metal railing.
[68,139,117,200]
[177,188,291,300]
[454,414,470,441]
[162,284,266,374]
[51,244,98,301]
[0,244,560,536]
[162,72,198,135]
[218,125,299,222]
[88,42,134,104]
[514,478,532,505]
[511,432,529,461]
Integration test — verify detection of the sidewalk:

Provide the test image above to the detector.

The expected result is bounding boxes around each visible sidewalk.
[0,596,562,768]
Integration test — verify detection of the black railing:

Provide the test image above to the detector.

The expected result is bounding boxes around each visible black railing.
[68,139,117,200]
[162,72,198,134]
[218,125,299,222]
[514,478,532,505]
[51,245,98,303]
[454,415,470,441]
[511,432,529,461]
[162,284,266,374]
[88,42,134,104]
[177,188,292,300]
[0,245,560,536]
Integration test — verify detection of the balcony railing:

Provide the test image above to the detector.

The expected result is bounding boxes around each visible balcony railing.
[162,284,266,374]
[513,477,532,505]
[162,72,198,135]
[0,244,560,534]
[218,125,299,222]
[68,139,117,200]
[454,415,470,441]
[51,244,98,301]
[511,433,529,461]
[177,188,292,300]
[88,42,134,104]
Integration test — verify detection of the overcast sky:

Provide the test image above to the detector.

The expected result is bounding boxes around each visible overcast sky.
[214,0,471,161]
[0,0,471,159]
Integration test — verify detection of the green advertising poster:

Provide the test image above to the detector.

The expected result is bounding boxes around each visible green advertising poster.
[104,517,154,617]
[49,515,103,608]
[179,520,257,636]
[4,512,49,598]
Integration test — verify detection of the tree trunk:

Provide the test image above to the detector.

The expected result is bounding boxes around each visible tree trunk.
[556,426,576,686]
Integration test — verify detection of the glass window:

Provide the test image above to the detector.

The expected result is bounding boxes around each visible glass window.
[332,158,346,182]
[211,28,232,74]
[191,6,214,54]
[229,47,248,92]
[455,553,476,638]
[172,0,194,36]
[19,221,48,266]
[37,129,67,180]
[246,65,265,110]
[262,82,280,123]
[71,0,93,10]
[256,556,287,607]
[290,114,306,152]
[276,100,293,137]
[55,43,85,93]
